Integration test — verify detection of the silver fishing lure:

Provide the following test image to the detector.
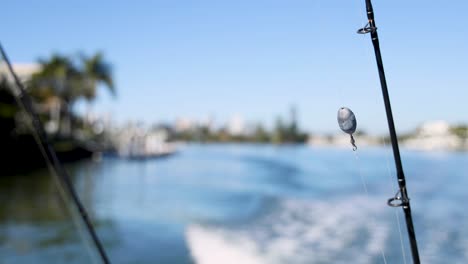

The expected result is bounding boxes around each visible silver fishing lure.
[337,107,357,150]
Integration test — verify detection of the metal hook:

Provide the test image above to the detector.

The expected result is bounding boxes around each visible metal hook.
[350,134,357,151]
[357,23,377,34]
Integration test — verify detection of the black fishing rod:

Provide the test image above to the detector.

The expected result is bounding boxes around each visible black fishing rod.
[357,0,421,263]
[0,43,111,264]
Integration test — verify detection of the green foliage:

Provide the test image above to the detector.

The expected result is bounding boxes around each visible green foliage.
[272,117,285,143]
[271,106,308,144]
[27,52,114,137]
[30,53,114,104]
[0,78,19,137]
[252,124,270,143]
[81,52,115,100]
[172,106,309,144]
[451,125,468,139]
[30,55,76,102]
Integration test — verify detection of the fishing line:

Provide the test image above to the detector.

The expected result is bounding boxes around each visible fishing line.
[0,43,110,264]
[355,4,409,261]
[0,69,101,264]
[0,49,102,264]
[382,137,408,264]
[352,151,388,264]
[354,13,409,260]
[337,108,388,263]
[356,1,421,263]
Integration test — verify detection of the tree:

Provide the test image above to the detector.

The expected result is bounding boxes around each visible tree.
[253,123,270,142]
[29,52,114,137]
[80,52,114,101]
[272,117,285,143]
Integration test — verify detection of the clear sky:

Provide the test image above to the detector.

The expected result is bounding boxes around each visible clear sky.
[2,0,467,134]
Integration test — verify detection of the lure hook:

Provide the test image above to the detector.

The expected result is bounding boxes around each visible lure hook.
[350,134,357,151]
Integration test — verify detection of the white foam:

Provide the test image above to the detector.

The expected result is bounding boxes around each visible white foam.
[186,196,389,264]
[186,227,265,264]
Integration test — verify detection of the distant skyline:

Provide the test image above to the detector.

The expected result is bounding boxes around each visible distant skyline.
[2,0,467,134]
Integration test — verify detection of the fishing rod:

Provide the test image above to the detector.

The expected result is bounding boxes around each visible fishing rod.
[356,0,421,263]
[0,43,111,264]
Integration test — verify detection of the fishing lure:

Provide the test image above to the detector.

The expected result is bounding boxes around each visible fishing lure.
[337,107,357,151]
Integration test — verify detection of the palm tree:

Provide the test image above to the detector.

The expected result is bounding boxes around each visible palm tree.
[30,55,76,136]
[80,52,115,102]
[29,52,114,137]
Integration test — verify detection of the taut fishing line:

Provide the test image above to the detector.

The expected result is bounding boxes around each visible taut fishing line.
[337,108,389,264]
[353,151,389,264]
[355,2,409,259]
[382,137,409,264]
[332,1,389,262]
[355,0,421,263]
[0,43,110,264]
[335,1,417,262]
[0,62,100,264]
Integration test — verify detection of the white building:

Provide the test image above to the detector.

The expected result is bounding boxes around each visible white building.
[175,117,194,133]
[417,120,451,137]
[404,121,462,151]
[227,115,245,136]
[0,63,41,84]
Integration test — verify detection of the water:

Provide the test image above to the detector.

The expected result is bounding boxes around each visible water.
[1,144,467,263]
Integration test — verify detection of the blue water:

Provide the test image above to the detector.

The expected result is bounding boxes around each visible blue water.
[1,144,467,263]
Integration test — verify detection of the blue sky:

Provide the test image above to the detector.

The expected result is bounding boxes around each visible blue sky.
[2,0,467,134]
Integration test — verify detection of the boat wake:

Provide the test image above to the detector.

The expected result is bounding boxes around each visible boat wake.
[186,195,389,264]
